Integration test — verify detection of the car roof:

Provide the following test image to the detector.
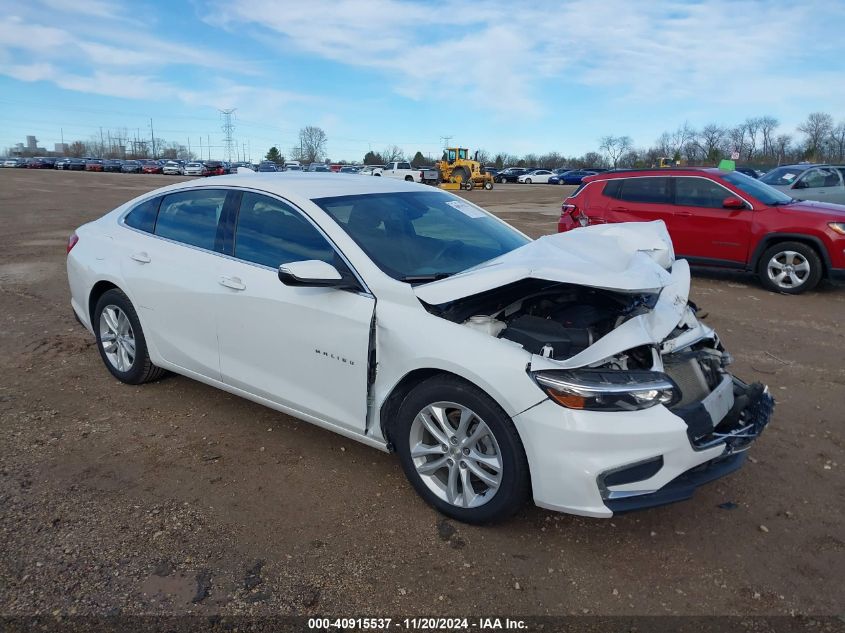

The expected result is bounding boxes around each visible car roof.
[584,167,730,181]
[140,172,423,199]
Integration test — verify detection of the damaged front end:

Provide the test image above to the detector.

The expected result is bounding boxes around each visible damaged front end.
[415,222,773,512]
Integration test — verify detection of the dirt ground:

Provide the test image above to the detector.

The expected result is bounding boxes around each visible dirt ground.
[0,170,843,619]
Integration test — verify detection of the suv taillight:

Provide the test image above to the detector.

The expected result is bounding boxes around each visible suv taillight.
[67,232,79,254]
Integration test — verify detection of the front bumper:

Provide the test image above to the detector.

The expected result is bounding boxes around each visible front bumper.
[513,376,773,518]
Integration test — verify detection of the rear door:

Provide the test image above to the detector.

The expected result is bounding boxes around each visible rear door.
[668,176,751,264]
[603,176,673,225]
[215,191,375,433]
[119,189,232,379]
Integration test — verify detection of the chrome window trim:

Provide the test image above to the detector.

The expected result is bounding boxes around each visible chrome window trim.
[117,186,374,298]
[578,174,755,210]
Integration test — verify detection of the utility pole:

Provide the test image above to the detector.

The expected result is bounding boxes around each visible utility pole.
[99,127,104,158]
[219,108,236,162]
[440,136,452,149]
[207,135,210,160]
[150,118,156,158]
[187,137,191,158]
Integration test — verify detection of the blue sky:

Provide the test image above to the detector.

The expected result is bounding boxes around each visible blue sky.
[1,0,844,162]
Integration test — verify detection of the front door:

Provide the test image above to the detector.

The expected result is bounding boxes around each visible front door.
[215,191,375,432]
[668,176,751,264]
[791,167,845,205]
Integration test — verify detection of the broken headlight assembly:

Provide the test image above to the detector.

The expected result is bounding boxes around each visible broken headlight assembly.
[532,369,679,411]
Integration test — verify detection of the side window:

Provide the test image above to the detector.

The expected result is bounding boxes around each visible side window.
[797,168,839,188]
[399,162,411,170]
[603,180,622,199]
[124,197,160,233]
[234,193,335,268]
[674,177,733,208]
[619,178,671,203]
[154,189,227,250]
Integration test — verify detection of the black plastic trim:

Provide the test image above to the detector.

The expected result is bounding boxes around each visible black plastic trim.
[605,452,746,514]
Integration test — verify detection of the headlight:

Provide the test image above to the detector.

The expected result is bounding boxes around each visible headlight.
[533,369,678,411]
[829,222,845,236]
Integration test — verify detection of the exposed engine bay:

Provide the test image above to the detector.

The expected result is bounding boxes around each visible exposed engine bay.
[424,278,659,362]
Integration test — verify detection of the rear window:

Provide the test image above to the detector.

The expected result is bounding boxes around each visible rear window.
[154,190,228,250]
[618,177,671,203]
[124,197,160,233]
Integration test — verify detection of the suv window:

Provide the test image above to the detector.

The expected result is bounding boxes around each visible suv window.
[603,180,622,198]
[674,177,732,208]
[618,177,671,203]
[234,193,335,268]
[154,189,227,250]
[399,162,411,170]
[797,167,841,189]
[124,197,161,233]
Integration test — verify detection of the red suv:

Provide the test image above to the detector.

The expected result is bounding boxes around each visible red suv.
[558,168,845,293]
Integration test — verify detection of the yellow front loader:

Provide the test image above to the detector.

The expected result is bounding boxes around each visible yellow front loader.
[436,148,494,190]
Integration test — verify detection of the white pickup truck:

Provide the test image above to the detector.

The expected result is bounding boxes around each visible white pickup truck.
[374,161,422,182]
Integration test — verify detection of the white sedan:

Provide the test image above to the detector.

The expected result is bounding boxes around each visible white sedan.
[517,169,554,184]
[66,173,772,523]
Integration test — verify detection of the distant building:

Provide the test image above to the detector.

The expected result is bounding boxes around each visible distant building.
[55,143,68,154]
[26,136,37,151]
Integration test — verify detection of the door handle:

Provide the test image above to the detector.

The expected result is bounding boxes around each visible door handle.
[130,252,151,263]
[610,206,629,212]
[218,275,246,291]
[676,211,693,217]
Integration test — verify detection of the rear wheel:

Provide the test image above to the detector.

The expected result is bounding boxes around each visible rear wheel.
[405,175,414,182]
[452,166,470,186]
[757,241,822,294]
[484,181,493,190]
[94,289,165,384]
[394,376,530,524]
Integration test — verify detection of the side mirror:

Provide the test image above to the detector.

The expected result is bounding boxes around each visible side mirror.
[722,196,745,209]
[278,260,345,287]
[791,180,808,189]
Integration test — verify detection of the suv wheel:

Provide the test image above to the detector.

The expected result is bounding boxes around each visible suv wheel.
[393,376,530,524]
[758,241,822,294]
[94,289,165,384]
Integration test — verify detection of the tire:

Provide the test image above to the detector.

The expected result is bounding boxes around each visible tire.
[393,375,530,524]
[484,181,493,190]
[94,289,165,384]
[757,241,823,294]
[525,178,532,184]
[374,173,381,177]
[404,175,414,182]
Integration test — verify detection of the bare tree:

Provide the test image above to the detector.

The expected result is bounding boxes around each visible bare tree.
[697,124,726,164]
[798,112,834,160]
[742,117,763,161]
[295,126,327,164]
[830,122,845,162]
[774,134,792,165]
[599,135,633,168]
[727,125,747,158]
[759,116,779,159]
[382,145,405,163]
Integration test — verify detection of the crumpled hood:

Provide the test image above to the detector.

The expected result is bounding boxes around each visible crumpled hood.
[414,220,675,305]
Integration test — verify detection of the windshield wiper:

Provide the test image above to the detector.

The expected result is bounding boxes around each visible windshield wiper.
[399,273,455,283]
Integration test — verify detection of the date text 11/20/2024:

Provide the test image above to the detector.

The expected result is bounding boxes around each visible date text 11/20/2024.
[307,617,527,630]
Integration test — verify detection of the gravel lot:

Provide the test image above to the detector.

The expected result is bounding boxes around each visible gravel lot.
[1,170,843,618]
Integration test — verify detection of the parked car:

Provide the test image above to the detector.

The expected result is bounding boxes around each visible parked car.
[551,169,598,185]
[60,158,86,171]
[66,173,772,523]
[558,167,845,293]
[162,161,184,175]
[103,159,124,173]
[285,165,302,172]
[482,167,500,178]
[28,157,56,169]
[183,162,208,176]
[3,157,23,168]
[257,161,278,172]
[517,169,554,184]
[230,162,252,172]
[121,160,142,174]
[140,160,162,174]
[495,167,529,183]
[307,163,330,172]
[85,159,104,172]
[358,165,383,176]
[759,164,845,205]
[339,166,360,174]
[203,161,228,176]
[734,167,760,179]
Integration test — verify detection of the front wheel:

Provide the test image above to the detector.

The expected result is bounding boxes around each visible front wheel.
[525,178,532,184]
[94,289,165,384]
[483,181,493,190]
[757,241,822,294]
[393,376,530,524]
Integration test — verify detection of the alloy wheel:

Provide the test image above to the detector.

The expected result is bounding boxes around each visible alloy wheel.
[99,305,136,372]
[766,250,811,289]
[409,402,503,508]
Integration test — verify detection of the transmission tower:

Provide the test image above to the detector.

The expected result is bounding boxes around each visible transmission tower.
[220,108,237,162]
